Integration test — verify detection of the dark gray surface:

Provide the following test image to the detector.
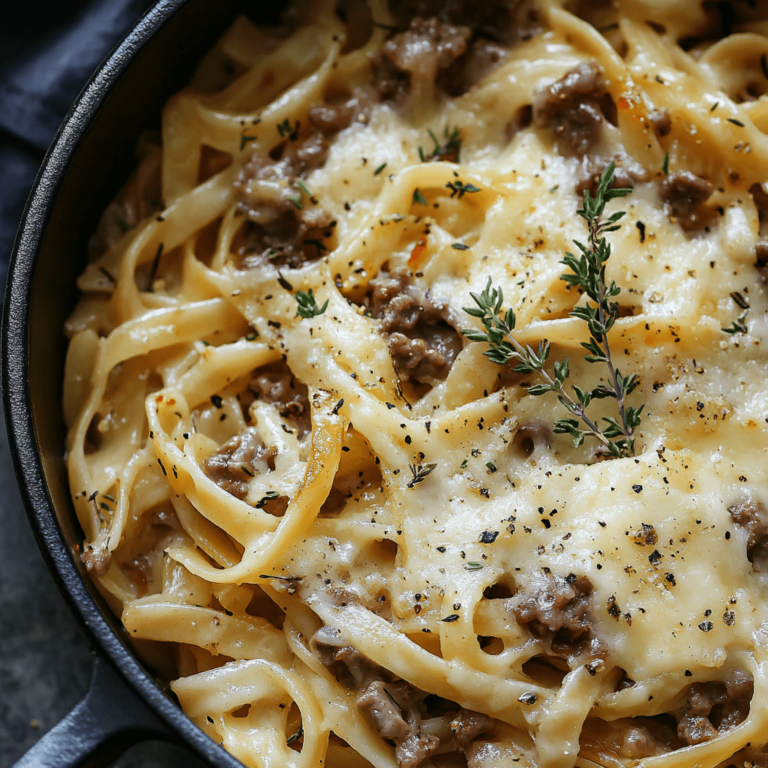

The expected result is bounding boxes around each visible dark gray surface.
[0,0,156,293]
[0,1,157,151]
[0,405,207,766]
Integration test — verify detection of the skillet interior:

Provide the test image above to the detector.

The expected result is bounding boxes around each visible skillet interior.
[3,0,286,763]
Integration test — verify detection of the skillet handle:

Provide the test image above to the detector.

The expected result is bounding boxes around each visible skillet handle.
[12,651,173,768]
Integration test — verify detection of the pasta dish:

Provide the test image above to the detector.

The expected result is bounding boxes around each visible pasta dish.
[63,0,768,765]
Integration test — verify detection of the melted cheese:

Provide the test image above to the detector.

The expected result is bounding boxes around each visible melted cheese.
[64,1,768,766]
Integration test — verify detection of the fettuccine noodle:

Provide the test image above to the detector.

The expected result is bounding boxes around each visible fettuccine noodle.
[63,1,768,765]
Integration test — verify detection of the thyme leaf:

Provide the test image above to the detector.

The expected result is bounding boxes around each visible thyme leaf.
[446,180,480,198]
[303,238,327,255]
[723,292,750,334]
[295,289,328,319]
[287,180,312,211]
[407,462,437,488]
[240,133,257,150]
[277,118,295,138]
[723,311,749,334]
[721,309,749,334]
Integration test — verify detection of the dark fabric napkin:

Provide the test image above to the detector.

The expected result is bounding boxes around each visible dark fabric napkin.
[0,0,156,290]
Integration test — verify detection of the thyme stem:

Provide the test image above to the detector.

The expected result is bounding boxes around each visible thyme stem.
[531,366,612,450]
[469,306,613,451]
[587,214,633,453]
[462,162,643,458]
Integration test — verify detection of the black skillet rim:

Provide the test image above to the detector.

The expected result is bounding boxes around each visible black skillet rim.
[1,2,245,765]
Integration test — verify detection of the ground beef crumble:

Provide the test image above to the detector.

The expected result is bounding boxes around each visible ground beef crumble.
[234,90,368,269]
[83,545,112,576]
[575,155,647,197]
[659,171,714,230]
[234,210,333,270]
[249,360,311,437]
[756,237,768,267]
[648,108,672,137]
[439,38,509,96]
[508,568,606,667]
[310,626,492,767]
[308,89,371,135]
[373,2,540,99]
[729,496,768,568]
[533,62,610,156]
[749,183,768,266]
[612,671,753,757]
[371,17,471,101]
[675,674,753,746]
[202,362,310,503]
[617,724,671,758]
[387,0,539,45]
[367,266,462,386]
[203,428,272,500]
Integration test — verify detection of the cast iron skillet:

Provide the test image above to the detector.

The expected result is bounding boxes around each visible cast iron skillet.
[2,0,286,764]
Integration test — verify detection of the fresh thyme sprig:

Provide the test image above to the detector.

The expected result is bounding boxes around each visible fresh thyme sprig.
[462,282,613,451]
[462,162,643,458]
[295,289,328,319]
